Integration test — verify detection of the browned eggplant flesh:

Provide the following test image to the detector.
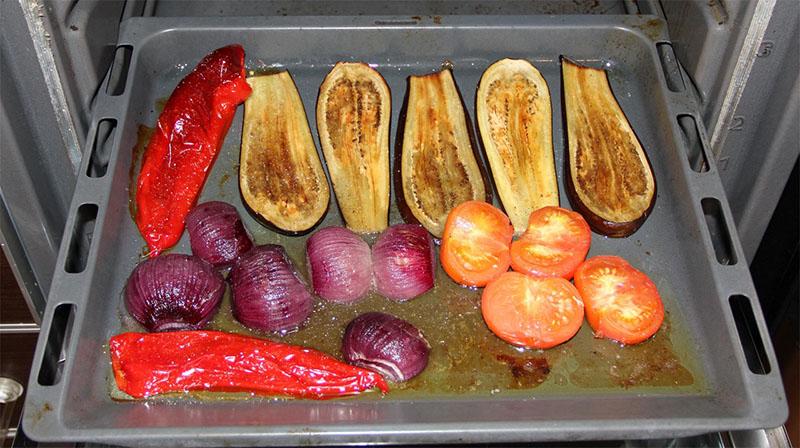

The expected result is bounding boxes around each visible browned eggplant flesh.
[397,68,489,238]
[240,71,330,233]
[561,58,656,237]
[476,58,559,234]
[317,62,391,233]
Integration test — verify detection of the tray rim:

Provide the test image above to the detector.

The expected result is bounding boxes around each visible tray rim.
[22,14,788,445]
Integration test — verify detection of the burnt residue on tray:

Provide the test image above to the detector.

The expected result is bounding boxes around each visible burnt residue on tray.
[154,97,169,115]
[128,96,169,222]
[496,354,550,389]
[29,401,53,426]
[628,17,665,42]
[218,172,231,194]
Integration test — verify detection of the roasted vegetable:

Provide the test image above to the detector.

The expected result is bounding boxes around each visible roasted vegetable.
[440,200,513,288]
[110,331,388,399]
[509,206,591,280]
[482,272,584,350]
[124,254,225,332]
[561,58,656,237]
[306,226,372,304]
[342,312,430,382]
[229,244,312,333]
[240,72,330,233]
[396,68,489,238]
[317,62,390,233]
[135,45,251,256]
[476,58,559,234]
[372,224,435,302]
[185,201,253,269]
[574,256,664,345]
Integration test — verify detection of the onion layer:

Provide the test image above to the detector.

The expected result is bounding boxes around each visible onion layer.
[372,224,435,301]
[230,244,312,333]
[342,312,430,382]
[185,201,253,268]
[124,254,225,332]
[306,226,372,303]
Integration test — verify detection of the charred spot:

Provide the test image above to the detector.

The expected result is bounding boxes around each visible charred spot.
[496,353,550,389]
[485,75,541,183]
[324,77,382,170]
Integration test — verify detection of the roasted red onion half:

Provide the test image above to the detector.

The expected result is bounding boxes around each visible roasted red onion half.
[230,244,312,333]
[372,224,435,301]
[125,254,225,332]
[342,312,430,382]
[306,226,372,303]
[185,201,253,269]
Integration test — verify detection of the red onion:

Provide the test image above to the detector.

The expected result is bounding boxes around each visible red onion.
[230,244,312,333]
[185,201,253,268]
[372,224,435,301]
[125,254,224,332]
[342,312,430,382]
[306,226,372,303]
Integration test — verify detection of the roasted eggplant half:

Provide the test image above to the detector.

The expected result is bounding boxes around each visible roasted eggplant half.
[476,58,559,234]
[397,68,489,239]
[240,72,330,233]
[317,62,390,233]
[561,58,656,237]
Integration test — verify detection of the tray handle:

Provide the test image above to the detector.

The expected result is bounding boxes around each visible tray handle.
[22,300,78,440]
[674,109,788,428]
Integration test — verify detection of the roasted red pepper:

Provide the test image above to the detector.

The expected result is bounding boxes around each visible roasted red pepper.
[109,331,389,399]
[135,45,252,256]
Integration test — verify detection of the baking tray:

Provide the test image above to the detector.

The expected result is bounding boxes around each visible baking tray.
[22,15,787,446]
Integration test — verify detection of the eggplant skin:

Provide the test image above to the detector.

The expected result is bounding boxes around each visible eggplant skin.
[476,58,559,234]
[316,62,391,234]
[240,72,330,234]
[561,57,656,237]
[395,68,491,239]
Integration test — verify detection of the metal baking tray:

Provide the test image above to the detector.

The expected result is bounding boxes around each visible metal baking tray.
[22,15,787,446]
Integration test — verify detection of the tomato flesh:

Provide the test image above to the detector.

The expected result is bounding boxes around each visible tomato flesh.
[510,206,591,280]
[574,255,664,345]
[481,271,584,349]
[441,201,514,287]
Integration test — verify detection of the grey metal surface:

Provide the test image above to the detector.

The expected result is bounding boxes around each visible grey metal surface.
[36,0,156,148]
[0,324,40,335]
[726,427,793,448]
[150,0,627,16]
[38,0,130,148]
[0,0,147,320]
[658,0,758,121]
[708,0,800,261]
[705,0,775,153]
[656,0,800,261]
[21,15,787,446]
[13,0,83,172]
[0,201,46,324]
[0,0,80,320]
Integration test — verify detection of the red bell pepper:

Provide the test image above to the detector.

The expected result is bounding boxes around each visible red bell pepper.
[109,331,389,399]
[135,45,252,256]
